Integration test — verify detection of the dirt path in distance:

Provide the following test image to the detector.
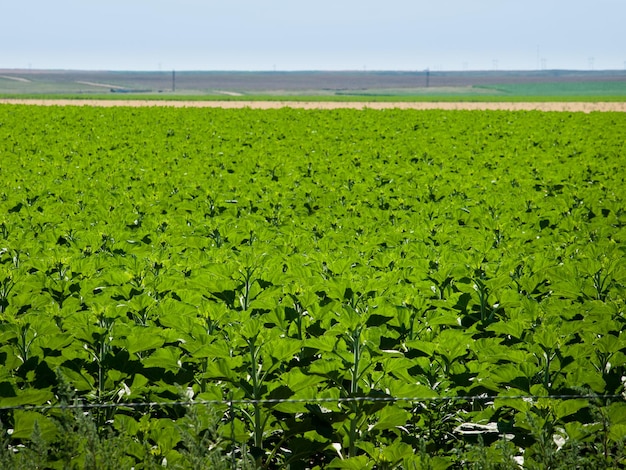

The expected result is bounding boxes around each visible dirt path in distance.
[0,75,32,83]
[0,99,625,112]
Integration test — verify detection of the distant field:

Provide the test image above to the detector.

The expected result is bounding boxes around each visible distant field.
[476,80,626,97]
[1,69,625,101]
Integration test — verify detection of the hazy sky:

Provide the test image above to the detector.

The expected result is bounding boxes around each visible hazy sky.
[2,0,624,71]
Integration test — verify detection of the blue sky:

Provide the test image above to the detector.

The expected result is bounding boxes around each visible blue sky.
[2,0,624,71]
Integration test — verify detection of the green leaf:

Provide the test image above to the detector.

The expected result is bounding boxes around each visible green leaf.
[565,365,606,393]
[370,404,411,431]
[142,347,181,373]
[379,441,415,465]
[0,388,54,408]
[596,333,625,354]
[11,410,57,441]
[553,399,588,420]
[202,357,243,381]
[563,421,591,442]
[123,329,166,354]
[57,365,95,392]
[486,318,529,340]
[328,455,374,469]
[608,402,626,426]
[609,423,626,442]
[146,418,181,453]
[493,395,531,413]
[405,340,437,356]
[478,363,524,388]
[305,335,339,353]
[281,368,325,393]
[382,381,438,400]
[126,293,157,312]
[268,337,302,363]
[403,454,453,470]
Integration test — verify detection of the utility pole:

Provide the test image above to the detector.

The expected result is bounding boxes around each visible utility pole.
[425,68,430,88]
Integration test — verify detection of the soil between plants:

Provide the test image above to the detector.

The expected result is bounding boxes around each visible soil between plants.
[1,99,625,112]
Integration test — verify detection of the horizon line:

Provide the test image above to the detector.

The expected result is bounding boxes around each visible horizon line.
[2,67,626,74]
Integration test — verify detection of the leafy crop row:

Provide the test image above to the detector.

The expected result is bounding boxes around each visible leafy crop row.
[0,105,625,468]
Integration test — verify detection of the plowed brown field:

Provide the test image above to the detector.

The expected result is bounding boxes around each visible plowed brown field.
[1,99,625,112]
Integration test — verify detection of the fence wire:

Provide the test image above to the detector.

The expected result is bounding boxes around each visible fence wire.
[1,393,623,413]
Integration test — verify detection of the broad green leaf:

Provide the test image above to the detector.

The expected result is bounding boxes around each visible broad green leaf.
[0,388,54,408]
[328,455,374,469]
[608,402,626,426]
[122,330,166,354]
[405,340,437,356]
[380,441,415,464]
[553,399,588,420]
[57,366,95,392]
[564,365,606,393]
[268,337,302,363]
[142,347,181,373]
[370,404,411,431]
[382,381,439,400]
[609,424,626,443]
[202,357,243,381]
[281,368,325,393]
[11,410,57,441]
[305,336,340,353]
[476,363,525,390]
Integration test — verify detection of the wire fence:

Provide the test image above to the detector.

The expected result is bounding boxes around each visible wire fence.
[1,393,623,413]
